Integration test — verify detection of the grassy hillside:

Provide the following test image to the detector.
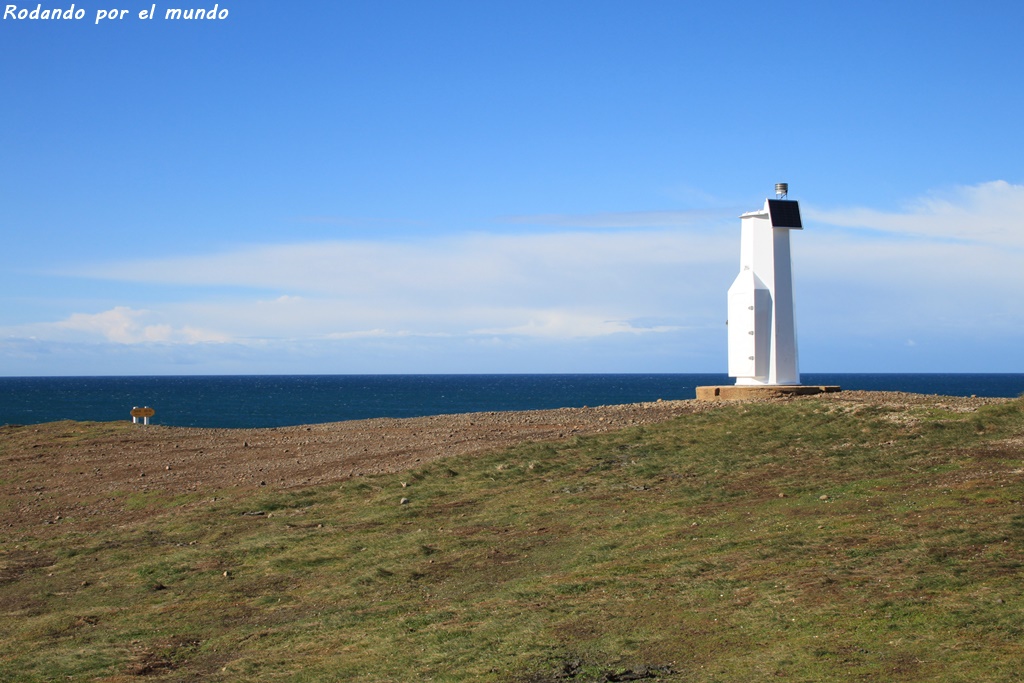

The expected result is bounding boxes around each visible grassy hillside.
[2,396,1023,681]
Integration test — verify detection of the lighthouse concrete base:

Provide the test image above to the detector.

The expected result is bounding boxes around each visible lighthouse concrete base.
[695,385,841,401]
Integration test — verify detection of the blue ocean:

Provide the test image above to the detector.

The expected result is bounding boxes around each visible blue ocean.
[1,374,1022,429]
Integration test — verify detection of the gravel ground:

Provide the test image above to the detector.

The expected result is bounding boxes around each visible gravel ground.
[1,392,1010,535]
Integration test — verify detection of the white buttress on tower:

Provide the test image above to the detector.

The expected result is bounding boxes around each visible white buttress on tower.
[727,197,802,386]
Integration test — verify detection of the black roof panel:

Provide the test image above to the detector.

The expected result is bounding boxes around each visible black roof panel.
[767,199,802,228]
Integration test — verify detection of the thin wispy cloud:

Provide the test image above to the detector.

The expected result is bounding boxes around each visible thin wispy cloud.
[472,311,683,339]
[47,307,229,344]
[502,209,733,230]
[290,215,430,228]
[38,229,729,345]
[807,181,1024,249]
[66,229,733,293]
[5,181,1021,374]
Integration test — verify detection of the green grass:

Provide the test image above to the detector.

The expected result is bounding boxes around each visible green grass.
[2,398,1024,681]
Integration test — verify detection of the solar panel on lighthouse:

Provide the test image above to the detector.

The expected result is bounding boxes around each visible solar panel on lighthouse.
[767,199,803,229]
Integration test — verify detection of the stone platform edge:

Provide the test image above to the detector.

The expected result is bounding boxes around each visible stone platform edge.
[695,385,842,401]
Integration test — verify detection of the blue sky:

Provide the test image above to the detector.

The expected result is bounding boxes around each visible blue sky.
[2,0,1022,375]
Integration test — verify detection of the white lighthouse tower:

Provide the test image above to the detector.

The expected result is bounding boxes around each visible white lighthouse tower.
[697,184,838,400]
[728,183,802,385]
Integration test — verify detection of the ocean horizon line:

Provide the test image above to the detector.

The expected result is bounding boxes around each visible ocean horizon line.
[2,373,1022,429]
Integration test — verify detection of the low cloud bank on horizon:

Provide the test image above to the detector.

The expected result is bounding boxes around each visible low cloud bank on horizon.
[3,181,1023,374]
